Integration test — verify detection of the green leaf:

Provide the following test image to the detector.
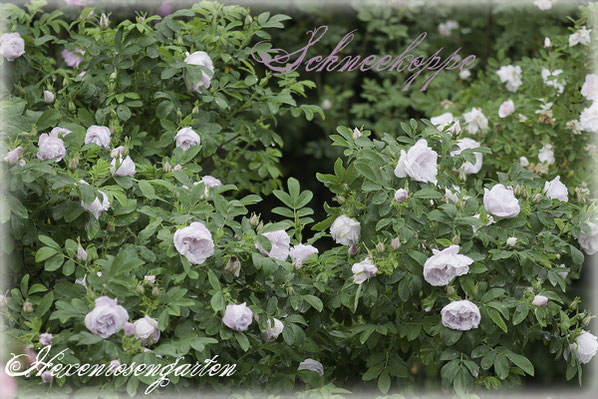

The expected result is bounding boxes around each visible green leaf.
[512,303,529,325]
[487,308,508,333]
[494,353,509,380]
[505,352,534,376]
[235,332,250,352]
[210,292,225,312]
[303,294,323,312]
[35,247,57,263]
[377,371,391,394]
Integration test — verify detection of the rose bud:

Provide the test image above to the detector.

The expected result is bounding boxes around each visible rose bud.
[342,183,350,191]
[76,247,88,261]
[41,371,53,384]
[376,242,385,253]
[43,90,54,103]
[144,275,156,285]
[136,284,144,294]
[23,301,33,313]
[123,322,136,337]
[532,295,548,307]
[336,195,345,204]
[506,237,518,247]
[391,237,401,250]
[152,287,160,297]
[225,257,241,277]
[249,214,259,226]
[394,188,408,203]
[532,193,542,203]
[39,333,53,346]
[68,156,79,171]
[348,245,357,256]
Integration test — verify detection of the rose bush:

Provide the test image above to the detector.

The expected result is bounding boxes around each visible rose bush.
[0,0,597,398]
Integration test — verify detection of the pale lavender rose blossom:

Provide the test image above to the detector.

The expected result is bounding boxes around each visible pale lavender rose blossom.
[43,90,54,103]
[61,48,85,68]
[51,127,71,137]
[532,295,548,307]
[84,296,129,338]
[123,322,136,337]
[0,32,25,61]
[85,125,111,148]
[483,184,520,218]
[134,315,160,346]
[4,146,24,165]
[256,230,291,262]
[261,317,284,342]
[175,127,201,151]
[173,221,215,265]
[394,188,408,203]
[110,156,136,177]
[330,215,361,246]
[394,139,438,184]
[0,366,17,399]
[581,74,598,101]
[194,175,222,198]
[352,257,377,284]
[450,138,483,175]
[79,180,110,219]
[498,99,515,118]
[37,131,66,162]
[578,221,598,255]
[144,275,156,285]
[289,244,318,268]
[39,333,53,346]
[423,245,473,286]
[297,358,324,376]
[570,330,598,364]
[222,302,253,331]
[185,51,214,90]
[41,371,53,383]
[544,176,568,202]
[441,300,481,331]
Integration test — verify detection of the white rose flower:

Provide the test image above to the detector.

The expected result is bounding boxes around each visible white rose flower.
[352,257,378,284]
[394,188,408,203]
[222,302,252,331]
[532,295,548,307]
[472,213,495,233]
[496,65,522,92]
[85,125,111,148]
[352,127,362,139]
[423,245,473,286]
[79,180,110,219]
[185,51,214,90]
[51,127,71,137]
[134,315,160,346]
[4,146,24,165]
[569,26,591,47]
[430,112,461,135]
[43,90,54,103]
[544,176,568,202]
[498,99,515,118]
[459,70,471,80]
[443,187,460,203]
[175,127,201,151]
[37,131,66,162]
[520,156,529,167]
[330,215,361,246]
[506,237,518,247]
[538,143,555,165]
[544,37,552,48]
[297,358,324,376]
[450,137,483,175]
[541,68,566,94]
[394,139,438,184]
[0,32,25,61]
[194,175,222,198]
[570,330,598,364]
[578,221,598,255]
[483,184,520,218]
[581,74,598,101]
[289,244,318,268]
[580,102,598,134]
[110,156,136,177]
[173,221,215,264]
[438,20,459,37]
[321,99,332,110]
[566,120,582,135]
[463,107,488,134]
[441,300,481,331]
[533,0,552,10]
[261,317,284,342]
[256,230,290,261]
